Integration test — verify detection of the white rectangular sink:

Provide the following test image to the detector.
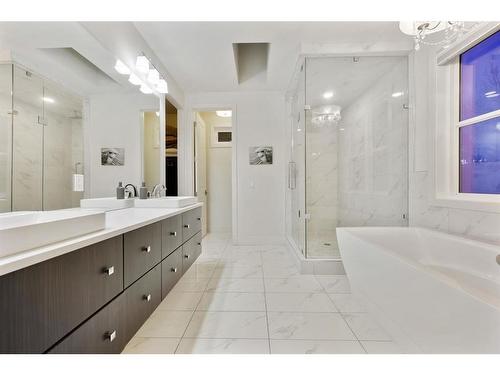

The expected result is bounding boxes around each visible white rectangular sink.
[0,210,106,258]
[80,197,134,210]
[134,196,198,208]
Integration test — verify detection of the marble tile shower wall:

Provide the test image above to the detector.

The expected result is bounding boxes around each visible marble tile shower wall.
[338,62,408,227]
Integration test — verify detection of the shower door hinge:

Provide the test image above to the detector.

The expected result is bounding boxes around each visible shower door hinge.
[304,105,311,111]
[304,213,311,220]
[38,116,48,126]
[402,213,408,220]
[403,104,409,110]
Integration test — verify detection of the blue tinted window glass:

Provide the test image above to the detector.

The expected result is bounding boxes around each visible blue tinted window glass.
[460,31,500,121]
[459,117,500,194]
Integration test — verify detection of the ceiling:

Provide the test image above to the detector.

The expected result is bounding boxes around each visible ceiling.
[134,22,413,93]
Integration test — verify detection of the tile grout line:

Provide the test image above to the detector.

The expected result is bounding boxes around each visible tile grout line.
[260,248,272,354]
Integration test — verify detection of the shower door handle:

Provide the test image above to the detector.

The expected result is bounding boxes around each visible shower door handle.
[288,162,296,190]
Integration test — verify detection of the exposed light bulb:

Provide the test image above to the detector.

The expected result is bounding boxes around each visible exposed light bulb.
[136,55,150,74]
[140,84,153,94]
[128,73,142,86]
[323,91,334,99]
[147,69,160,85]
[156,79,169,94]
[114,59,130,75]
[155,111,160,117]
[392,92,404,98]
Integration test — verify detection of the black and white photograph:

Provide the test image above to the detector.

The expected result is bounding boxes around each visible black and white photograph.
[249,146,273,165]
[101,147,124,166]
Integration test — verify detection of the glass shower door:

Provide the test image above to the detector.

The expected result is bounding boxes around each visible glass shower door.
[0,64,12,213]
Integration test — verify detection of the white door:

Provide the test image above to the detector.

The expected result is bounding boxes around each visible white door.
[194,113,208,236]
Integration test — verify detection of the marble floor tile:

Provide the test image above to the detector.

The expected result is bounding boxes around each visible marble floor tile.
[198,292,266,312]
[360,340,407,354]
[157,292,203,311]
[135,310,193,338]
[176,338,269,354]
[316,275,351,293]
[219,253,262,267]
[183,261,218,279]
[206,278,265,293]
[263,263,301,278]
[122,337,180,354]
[270,339,365,354]
[266,293,337,312]
[171,277,211,293]
[343,313,392,341]
[267,312,356,340]
[328,294,367,313]
[184,311,268,339]
[212,265,264,279]
[264,276,324,293]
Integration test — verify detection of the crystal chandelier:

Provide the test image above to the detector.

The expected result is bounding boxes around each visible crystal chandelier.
[399,21,468,50]
[311,105,342,127]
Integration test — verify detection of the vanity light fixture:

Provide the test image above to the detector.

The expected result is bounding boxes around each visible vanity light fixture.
[139,84,153,94]
[114,59,130,75]
[323,91,334,99]
[147,68,160,85]
[42,97,55,103]
[392,92,404,98]
[399,21,469,50]
[136,55,150,74]
[216,110,232,118]
[156,79,169,94]
[128,73,142,86]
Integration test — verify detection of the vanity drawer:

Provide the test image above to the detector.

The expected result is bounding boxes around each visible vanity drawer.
[182,231,202,273]
[124,222,162,287]
[162,215,183,259]
[161,247,183,298]
[182,207,202,241]
[0,236,124,354]
[49,294,126,354]
[124,264,161,342]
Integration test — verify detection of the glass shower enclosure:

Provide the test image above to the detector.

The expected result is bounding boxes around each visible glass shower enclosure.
[286,56,409,259]
[0,63,84,213]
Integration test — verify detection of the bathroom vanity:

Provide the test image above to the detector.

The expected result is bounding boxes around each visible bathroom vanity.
[0,205,202,354]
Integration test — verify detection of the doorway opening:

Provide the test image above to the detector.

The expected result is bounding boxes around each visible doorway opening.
[194,110,233,237]
[165,99,178,196]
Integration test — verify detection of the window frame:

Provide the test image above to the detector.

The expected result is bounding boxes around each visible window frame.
[432,26,500,213]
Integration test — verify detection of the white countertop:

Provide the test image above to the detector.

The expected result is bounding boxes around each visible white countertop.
[0,203,203,277]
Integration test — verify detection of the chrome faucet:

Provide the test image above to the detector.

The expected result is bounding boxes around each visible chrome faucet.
[151,184,166,198]
[124,183,138,198]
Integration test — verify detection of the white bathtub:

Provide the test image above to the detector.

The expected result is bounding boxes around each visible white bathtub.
[337,226,500,353]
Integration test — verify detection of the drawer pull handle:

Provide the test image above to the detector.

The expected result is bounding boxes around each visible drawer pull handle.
[184,224,190,229]
[184,254,190,259]
[142,245,151,253]
[104,266,115,276]
[105,330,117,342]
[143,294,152,302]
[170,231,177,236]
[171,267,178,273]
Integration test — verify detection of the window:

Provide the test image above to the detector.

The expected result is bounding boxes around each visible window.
[458,30,500,194]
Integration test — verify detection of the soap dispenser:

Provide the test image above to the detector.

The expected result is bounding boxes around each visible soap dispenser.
[139,182,148,199]
[116,181,125,199]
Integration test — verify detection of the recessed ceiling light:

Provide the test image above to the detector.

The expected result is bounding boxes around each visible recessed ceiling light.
[156,79,168,94]
[128,73,142,86]
[42,97,55,103]
[136,55,150,74]
[392,92,404,98]
[140,84,153,94]
[323,91,334,99]
[216,110,232,118]
[147,69,160,85]
[114,59,130,75]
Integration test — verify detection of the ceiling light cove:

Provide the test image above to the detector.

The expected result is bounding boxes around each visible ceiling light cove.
[114,59,130,75]
[216,110,232,118]
[323,91,334,99]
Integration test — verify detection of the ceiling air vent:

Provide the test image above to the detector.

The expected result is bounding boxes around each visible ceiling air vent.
[232,43,270,85]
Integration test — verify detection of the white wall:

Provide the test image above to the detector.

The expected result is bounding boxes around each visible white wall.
[409,46,500,245]
[183,91,286,244]
[88,92,159,197]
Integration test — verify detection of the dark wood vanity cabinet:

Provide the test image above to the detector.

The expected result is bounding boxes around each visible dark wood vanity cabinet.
[0,206,202,354]
[0,236,124,354]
